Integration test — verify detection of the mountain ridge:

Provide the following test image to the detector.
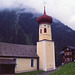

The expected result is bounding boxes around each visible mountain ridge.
[0,8,75,66]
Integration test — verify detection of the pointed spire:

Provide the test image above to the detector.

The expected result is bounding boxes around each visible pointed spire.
[44,6,46,15]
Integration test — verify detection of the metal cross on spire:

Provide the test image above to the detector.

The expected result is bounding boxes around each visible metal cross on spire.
[43,0,46,15]
[44,5,46,15]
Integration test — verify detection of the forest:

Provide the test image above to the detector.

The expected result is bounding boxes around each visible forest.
[0,9,75,66]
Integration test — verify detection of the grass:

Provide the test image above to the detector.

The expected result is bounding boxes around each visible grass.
[50,62,75,75]
[16,70,44,75]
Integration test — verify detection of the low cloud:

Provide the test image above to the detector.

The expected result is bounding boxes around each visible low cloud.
[0,0,75,30]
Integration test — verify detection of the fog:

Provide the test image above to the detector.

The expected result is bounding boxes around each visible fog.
[0,0,75,30]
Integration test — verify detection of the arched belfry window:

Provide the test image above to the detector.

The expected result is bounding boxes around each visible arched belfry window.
[44,28,47,33]
[40,29,42,33]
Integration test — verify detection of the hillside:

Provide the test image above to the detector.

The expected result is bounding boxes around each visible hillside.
[0,8,75,66]
[50,62,75,75]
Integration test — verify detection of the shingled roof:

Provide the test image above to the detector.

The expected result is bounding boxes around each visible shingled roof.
[0,42,38,58]
[67,46,75,49]
[60,46,75,55]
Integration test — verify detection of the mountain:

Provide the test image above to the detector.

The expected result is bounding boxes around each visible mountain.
[51,19,75,66]
[0,8,75,66]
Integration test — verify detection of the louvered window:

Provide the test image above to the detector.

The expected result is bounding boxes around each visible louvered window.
[44,28,47,33]
[40,29,42,33]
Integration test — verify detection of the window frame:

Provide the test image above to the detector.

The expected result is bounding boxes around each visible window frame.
[67,48,69,50]
[40,29,42,33]
[31,59,34,67]
[65,52,66,56]
[65,59,66,61]
[67,58,69,61]
[13,58,17,68]
[70,52,72,55]
[44,28,47,33]
[70,58,72,61]
[67,52,69,55]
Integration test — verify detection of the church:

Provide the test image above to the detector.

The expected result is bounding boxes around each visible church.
[0,7,55,74]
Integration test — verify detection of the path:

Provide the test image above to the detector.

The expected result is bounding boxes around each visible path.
[39,67,60,75]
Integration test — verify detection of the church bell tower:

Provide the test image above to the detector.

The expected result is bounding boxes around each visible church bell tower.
[37,6,55,71]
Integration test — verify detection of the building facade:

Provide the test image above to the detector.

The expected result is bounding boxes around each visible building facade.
[0,42,39,74]
[60,46,75,64]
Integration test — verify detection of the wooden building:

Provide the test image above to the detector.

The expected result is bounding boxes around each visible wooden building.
[60,46,75,64]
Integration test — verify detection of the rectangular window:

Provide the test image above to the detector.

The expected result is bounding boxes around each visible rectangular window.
[67,58,69,61]
[40,29,42,33]
[70,52,72,55]
[67,48,69,50]
[31,59,34,67]
[44,28,47,33]
[65,59,66,61]
[65,52,66,55]
[67,52,69,55]
[70,58,72,61]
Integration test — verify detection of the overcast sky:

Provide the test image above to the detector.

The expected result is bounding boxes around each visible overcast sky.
[0,0,75,30]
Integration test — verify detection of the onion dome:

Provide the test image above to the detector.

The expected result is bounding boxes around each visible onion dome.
[37,6,52,24]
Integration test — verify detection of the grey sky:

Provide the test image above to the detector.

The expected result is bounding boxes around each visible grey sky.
[0,0,75,30]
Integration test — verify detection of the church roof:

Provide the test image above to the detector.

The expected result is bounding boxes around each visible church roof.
[37,6,52,24]
[0,42,38,58]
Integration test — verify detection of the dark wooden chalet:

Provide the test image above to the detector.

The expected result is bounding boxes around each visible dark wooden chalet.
[60,46,75,64]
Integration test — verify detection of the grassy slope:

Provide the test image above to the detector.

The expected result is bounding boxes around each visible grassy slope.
[16,70,44,75]
[50,62,75,75]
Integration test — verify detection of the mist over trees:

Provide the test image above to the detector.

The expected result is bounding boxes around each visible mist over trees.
[0,9,75,66]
